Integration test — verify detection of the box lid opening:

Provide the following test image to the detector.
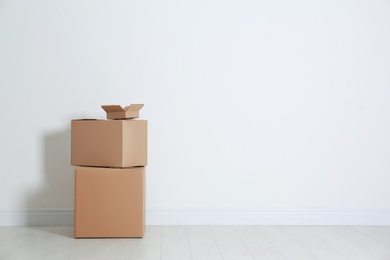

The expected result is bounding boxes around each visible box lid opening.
[101,104,144,119]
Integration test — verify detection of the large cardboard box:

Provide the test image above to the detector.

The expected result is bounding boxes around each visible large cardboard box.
[71,119,147,167]
[74,166,145,238]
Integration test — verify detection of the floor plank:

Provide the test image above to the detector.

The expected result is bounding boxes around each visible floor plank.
[1,227,36,259]
[0,227,28,258]
[210,226,254,260]
[352,226,390,248]
[307,226,378,260]
[186,226,223,260]
[130,226,162,260]
[330,226,390,260]
[283,226,347,260]
[258,226,316,259]
[37,227,75,260]
[3,226,65,260]
[234,225,284,260]
[160,226,192,260]
[62,227,135,260]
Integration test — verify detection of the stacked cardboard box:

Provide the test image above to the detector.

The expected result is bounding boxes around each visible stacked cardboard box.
[71,104,147,238]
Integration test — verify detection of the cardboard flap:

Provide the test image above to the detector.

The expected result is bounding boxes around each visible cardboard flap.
[101,104,144,119]
[101,105,125,113]
[124,104,144,112]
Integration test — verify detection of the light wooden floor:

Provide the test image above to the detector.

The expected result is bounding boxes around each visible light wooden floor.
[1,226,390,260]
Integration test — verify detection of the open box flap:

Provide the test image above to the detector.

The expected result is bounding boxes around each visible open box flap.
[101,104,144,119]
[101,105,125,113]
[124,104,144,112]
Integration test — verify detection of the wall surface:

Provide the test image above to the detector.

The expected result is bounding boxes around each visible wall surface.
[1,0,390,224]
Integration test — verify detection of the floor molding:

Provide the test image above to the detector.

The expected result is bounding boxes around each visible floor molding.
[0,208,74,226]
[1,208,390,226]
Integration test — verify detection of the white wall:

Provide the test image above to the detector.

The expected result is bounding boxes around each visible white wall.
[1,0,390,224]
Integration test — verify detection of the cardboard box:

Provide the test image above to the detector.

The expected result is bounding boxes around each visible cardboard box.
[71,119,147,167]
[101,104,144,119]
[74,166,145,238]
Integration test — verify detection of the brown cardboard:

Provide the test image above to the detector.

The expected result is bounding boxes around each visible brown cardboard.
[102,104,144,119]
[71,119,147,167]
[74,166,145,238]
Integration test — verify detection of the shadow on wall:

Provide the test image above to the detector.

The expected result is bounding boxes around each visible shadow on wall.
[25,126,74,225]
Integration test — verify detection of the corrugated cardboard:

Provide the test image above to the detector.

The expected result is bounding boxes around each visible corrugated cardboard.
[71,119,147,167]
[74,166,145,238]
[101,104,144,119]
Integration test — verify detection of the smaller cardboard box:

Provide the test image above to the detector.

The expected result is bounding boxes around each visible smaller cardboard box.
[74,166,145,238]
[102,104,144,119]
[71,119,147,167]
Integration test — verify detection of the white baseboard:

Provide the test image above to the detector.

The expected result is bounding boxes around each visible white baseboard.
[1,208,390,226]
[0,209,74,226]
[146,209,390,225]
